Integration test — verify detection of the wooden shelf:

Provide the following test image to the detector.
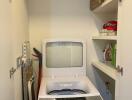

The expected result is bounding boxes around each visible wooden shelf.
[93,0,118,13]
[92,61,118,80]
[92,36,117,40]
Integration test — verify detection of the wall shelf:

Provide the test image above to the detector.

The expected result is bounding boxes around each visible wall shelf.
[92,36,117,40]
[93,0,118,13]
[92,61,118,80]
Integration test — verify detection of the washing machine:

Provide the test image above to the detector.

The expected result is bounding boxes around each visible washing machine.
[38,39,103,100]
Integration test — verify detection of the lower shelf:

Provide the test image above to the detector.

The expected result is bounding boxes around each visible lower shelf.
[92,36,117,40]
[92,61,118,80]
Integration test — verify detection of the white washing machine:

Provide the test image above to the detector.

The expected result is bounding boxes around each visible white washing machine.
[38,39,103,100]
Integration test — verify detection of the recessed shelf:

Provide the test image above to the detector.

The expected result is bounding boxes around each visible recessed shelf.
[92,61,118,80]
[93,0,118,13]
[92,36,117,40]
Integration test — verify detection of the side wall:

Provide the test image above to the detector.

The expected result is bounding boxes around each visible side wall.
[28,0,98,50]
[0,0,13,100]
[11,0,29,100]
[0,0,29,100]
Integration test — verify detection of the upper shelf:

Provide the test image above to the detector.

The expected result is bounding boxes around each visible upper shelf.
[92,36,117,40]
[93,0,118,13]
[92,61,118,80]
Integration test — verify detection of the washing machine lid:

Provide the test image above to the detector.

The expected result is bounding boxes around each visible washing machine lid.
[42,39,86,78]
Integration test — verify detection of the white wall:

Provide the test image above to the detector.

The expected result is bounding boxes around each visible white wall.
[0,0,13,100]
[11,0,29,100]
[0,0,29,100]
[28,0,111,100]
[28,0,95,81]
[28,0,98,50]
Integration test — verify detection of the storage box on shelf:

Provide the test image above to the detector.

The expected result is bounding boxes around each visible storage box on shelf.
[91,0,118,13]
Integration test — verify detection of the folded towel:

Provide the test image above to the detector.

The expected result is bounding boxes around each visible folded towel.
[28,80,32,100]
[28,77,35,100]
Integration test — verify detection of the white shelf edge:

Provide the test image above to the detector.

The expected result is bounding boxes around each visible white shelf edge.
[92,36,117,40]
[92,61,118,80]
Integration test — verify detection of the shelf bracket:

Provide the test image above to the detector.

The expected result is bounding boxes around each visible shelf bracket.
[9,67,16,78]
[116,65,123,76]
